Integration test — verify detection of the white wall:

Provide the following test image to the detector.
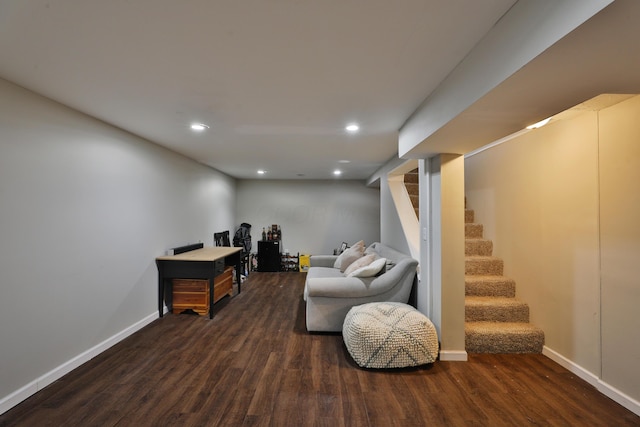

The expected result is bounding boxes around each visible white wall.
[369,157,412,256]
[0,79,236,412]
[598,95,640,406]
[464,95,640,411]
[236,180,379,256]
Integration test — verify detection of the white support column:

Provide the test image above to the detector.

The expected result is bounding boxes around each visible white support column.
[419,154,467,361]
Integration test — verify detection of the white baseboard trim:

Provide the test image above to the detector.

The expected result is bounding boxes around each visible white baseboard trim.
[543,346,640,416]
[0,311,161,416]
[439,350,468,361]
[542,346,599,386]
[596,378,640,416]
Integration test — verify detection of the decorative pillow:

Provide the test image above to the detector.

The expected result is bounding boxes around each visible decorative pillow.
[333,240,365,272]
[365,247,396,270]
[347,257,387,278]
[343,254,376,276]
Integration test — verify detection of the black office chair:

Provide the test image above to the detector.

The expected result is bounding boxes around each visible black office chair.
[214,230,230,247]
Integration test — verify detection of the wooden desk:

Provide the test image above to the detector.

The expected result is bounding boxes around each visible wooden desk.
[156,246,242,319]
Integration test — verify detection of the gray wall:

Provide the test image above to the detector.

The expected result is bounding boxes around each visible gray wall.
[0,79,236,410]
[465,95,640,410]
[236,180,380,256]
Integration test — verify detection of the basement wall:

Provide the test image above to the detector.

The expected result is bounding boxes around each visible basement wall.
[236,179,380,256]
[0,78,236,412]
[465,95,640,410]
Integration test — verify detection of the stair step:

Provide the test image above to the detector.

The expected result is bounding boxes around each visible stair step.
[404,170,418,184]
[465,223,483,238]
[405,182,419,195]
[465,276,516,297]
[465,322,544,353]
[465,209,474,224]
[465,239,493,256]
[465,256,503,276]
[465,296,530,322]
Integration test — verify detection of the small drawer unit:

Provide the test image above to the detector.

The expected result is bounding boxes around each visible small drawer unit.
[172,279,209,316]
[172,266,234,316]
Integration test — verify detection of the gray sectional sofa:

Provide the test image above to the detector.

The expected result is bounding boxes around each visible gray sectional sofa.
[304,242,419,332]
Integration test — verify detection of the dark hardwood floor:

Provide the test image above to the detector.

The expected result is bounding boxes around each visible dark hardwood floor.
[1,272,638,426]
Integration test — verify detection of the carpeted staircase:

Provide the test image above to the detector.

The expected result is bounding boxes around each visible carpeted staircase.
[465,206,545,353]
[402,171,543,353]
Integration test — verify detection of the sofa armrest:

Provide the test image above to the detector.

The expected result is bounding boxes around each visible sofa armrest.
[306,277,377,298]
[309,255,338,268]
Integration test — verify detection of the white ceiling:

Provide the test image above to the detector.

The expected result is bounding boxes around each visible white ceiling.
[2,1,639,181]
[0,0,517,180]
[401,0,640,159]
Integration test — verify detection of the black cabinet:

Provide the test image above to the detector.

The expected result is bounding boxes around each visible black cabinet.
[258,240,281,272]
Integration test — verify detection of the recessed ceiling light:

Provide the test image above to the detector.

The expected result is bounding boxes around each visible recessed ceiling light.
[345,123,360,133]
[257,170,266,175]
[333,170,342,176]
[338,159,351,164]
[190,123,209,131]
[526,117,551,130]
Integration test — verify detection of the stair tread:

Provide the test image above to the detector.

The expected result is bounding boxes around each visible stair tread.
[465,322,544,353]
[465,275,514,282]
[466,255,502,260]
[465,296,526,306]
[465,278,516,297]
[466,321,544,334]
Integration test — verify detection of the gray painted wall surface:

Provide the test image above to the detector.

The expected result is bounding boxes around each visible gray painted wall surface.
[236,179,380,256]
[0,79,236,405]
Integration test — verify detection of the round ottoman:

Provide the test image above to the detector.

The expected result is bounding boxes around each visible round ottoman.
[342,302,439,368]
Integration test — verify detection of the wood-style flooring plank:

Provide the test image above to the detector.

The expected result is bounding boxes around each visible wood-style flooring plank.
[0,272,638,427]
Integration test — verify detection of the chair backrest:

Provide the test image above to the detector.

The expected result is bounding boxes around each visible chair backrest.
[214,230,230,247]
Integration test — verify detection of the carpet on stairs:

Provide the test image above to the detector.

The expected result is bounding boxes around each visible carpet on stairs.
[464,206,545,354]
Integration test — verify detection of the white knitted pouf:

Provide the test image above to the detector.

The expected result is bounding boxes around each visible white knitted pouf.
[343,302,439,368]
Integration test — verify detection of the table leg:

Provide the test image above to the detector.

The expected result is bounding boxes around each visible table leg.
[236,255,242,294]
[158,271,164,318]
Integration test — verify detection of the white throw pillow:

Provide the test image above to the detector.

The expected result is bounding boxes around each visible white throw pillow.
[333,240,365,272]
[347,257,387,278]
[343,254,376,276]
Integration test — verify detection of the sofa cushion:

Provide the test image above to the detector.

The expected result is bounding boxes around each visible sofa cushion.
[303,266,346,301]
[307,266,345,280]
[333,240,365,272]
[343,254,376,276]
[347,257,386,278]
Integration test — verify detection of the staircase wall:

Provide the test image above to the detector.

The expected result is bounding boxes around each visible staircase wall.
[466,110,600,371]
[464,95,640,412]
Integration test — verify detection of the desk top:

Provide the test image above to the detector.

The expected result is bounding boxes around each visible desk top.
[156,246,241,262]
